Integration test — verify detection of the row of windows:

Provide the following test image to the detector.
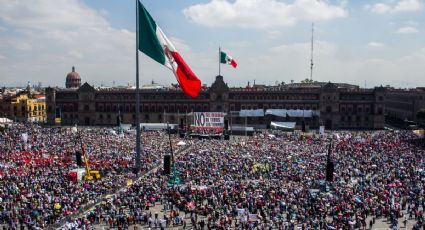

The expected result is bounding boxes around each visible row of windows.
[28,111,45,116]
[386,94,424,101]
[341,116,370,122]
[63,114,78,119]
[340,106,371,113]
[29,105,45,111]
[236,105,318,110]
[386,102,415,111]
[11,105,45,112]
[323,95,382,101]
[339,122,372,128]
[96,113,174,122]
[50,104,210,113]
[328,106,383,115]
[95,104,209,113]
[232,94,319,101]
[95,93,208,100]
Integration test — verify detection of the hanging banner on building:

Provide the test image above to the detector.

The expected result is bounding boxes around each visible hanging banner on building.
[192,112,224,130]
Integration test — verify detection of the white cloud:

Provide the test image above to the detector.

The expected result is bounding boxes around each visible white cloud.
[393,0,423,12]
[396,26,419,33]
[68,50,83,59]
[365,0,423,14]
[368,3,392,14]
[266,30,283,40]
[0,0,108,30]
[12,41,33,51]
[0,54,6,59]
[365,58,388,64]
[406,20,419,26]
[368,42,385,48]
[225,40,251,48]
[183,0,347,29]
[0,0,136,87]
[99,9,109,17]
[271,41,336,56]
[169,37,191,53]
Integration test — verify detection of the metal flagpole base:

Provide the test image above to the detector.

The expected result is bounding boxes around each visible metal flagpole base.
[168,163,181,186]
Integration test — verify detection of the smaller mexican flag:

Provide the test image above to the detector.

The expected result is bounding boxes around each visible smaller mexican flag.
[220,51,237,68]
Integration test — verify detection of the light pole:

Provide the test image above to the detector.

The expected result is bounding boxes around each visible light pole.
[167,122,180,185]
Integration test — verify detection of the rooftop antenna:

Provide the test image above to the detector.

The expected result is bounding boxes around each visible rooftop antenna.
[310,23,314,81]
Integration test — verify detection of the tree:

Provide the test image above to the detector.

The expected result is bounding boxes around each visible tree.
[300,78,318,84]
[301,78,311,83]
[417,108,425,119]
[417,108,425,120]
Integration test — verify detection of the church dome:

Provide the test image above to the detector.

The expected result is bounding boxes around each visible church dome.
[66,66,81,88]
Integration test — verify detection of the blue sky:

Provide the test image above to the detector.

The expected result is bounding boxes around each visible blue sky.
[0,0,424,88]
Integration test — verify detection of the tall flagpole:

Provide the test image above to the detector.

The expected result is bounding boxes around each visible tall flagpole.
[135,0,141,173]
[310,23,314,81]
[219,46,221,76]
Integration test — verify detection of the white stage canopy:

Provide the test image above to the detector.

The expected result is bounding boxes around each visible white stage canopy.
[265,109,320,118]
[239,109,265,117]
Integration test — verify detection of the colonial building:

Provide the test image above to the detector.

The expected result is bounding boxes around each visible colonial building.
[385,87,425,123]
[0,84,46,123]
[45,69,386,130]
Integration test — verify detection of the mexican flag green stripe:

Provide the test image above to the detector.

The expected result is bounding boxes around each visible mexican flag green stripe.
[138,2,166,65]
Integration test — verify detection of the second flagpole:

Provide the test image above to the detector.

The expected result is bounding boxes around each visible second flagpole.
[219,46,221,76]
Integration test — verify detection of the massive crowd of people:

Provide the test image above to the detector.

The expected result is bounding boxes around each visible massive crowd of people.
[0,123,424,229]
[0,123,183,229]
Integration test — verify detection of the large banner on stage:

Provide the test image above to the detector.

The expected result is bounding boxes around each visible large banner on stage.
[192,112,224,130]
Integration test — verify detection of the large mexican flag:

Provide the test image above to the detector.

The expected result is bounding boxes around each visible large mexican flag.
[138,1,201,98]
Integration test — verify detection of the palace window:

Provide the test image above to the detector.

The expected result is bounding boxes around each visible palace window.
[326,106,331,113]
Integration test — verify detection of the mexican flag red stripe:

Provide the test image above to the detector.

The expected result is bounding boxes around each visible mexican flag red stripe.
[138,1,201,98]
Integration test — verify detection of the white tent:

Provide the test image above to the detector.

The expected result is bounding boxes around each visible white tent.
[270,122,296,130]
[140,123,177,130]
[0,118,12,124]
[265,109,320,118]
[239,109,265,117]
[177,141,186,146]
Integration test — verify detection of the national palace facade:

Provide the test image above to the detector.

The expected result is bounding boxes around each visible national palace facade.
[45,68,386,130]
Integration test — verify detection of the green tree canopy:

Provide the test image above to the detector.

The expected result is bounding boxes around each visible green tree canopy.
[417,107,425,119]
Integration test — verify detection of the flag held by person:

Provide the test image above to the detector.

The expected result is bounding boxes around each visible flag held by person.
[138,1,201,98]
[220,50,237,68]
